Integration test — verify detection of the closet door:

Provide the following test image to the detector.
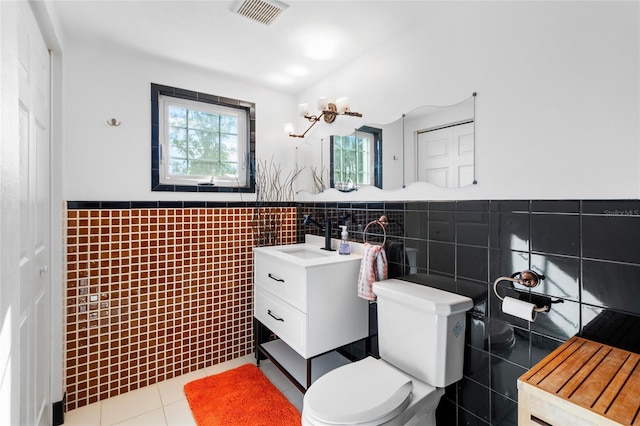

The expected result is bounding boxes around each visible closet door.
[17,2,52,425]
[417,121,474,188]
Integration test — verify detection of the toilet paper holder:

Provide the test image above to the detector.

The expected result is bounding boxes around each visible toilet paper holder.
[493,270,550,313]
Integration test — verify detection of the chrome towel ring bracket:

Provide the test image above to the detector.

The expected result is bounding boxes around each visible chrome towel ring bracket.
[363,215,388,246]
[493,270,550,313]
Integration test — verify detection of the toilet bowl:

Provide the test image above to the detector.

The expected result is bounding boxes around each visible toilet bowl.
[302,357,444,426]
[301,279,473,426]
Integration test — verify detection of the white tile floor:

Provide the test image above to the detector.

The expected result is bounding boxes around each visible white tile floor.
[64,354,304,426]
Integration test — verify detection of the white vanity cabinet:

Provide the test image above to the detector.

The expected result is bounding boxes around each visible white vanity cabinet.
[253,243,368,391]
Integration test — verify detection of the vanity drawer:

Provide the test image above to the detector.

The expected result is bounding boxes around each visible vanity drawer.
[254,252,307,311]
[254,286,306,356]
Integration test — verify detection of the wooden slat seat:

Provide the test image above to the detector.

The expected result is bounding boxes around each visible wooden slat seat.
[518,336,640,425]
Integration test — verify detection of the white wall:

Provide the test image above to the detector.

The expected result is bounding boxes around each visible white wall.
[295,1,640,201]
[62,40,297,201]
[63,2,640,202]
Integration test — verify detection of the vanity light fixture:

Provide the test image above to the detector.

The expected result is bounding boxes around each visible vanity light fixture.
[284,97,362,138]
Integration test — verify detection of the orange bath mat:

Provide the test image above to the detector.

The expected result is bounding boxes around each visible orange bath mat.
[184,364,301,426]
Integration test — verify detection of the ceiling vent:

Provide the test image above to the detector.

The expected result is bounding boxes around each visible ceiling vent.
[234,0,289,26]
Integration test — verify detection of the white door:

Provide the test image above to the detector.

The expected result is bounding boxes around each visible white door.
[417,122,474,187]
[17,2,51,425]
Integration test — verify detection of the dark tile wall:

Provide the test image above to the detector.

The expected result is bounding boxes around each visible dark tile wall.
[296,200,640,426]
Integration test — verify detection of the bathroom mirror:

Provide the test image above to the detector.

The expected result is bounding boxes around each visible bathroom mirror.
[294,93,476,193]
[295,139,327,194]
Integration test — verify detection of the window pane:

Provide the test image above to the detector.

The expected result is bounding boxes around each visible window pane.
[220,115,238,134]
[221,134,238,163]
[344,150,356,168]
[169,106,187,127]
[168,107,240,178]
[169,159,187,175]
[331,130,376,188]
[219,162,238,177]
[188,110,218,131]
[357,153,364,172]
[189,160,215,175]
[345,136,355,150]
[210,162,233,177]
[188,130,218,161]
[169,128,187,158]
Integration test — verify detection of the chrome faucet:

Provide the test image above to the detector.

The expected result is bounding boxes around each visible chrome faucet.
[302,214,334,251]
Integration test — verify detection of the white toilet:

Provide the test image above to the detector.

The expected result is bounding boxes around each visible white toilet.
[302,279,474,426]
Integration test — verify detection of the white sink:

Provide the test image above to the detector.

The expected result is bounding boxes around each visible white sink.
[277,247,330,259]
[255,241,360,268]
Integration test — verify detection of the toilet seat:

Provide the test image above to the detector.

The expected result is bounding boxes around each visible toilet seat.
[304,357,413,425]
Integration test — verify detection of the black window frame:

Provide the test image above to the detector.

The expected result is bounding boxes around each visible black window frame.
[151,83,256,193]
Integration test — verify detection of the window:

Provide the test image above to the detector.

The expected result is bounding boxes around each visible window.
[330,126,382,191]
[151,84,255,192]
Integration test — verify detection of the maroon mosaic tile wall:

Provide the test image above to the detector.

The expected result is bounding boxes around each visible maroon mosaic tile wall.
[64,207,296,409]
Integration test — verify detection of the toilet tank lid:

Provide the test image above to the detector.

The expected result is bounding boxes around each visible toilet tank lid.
[373,279,473,315]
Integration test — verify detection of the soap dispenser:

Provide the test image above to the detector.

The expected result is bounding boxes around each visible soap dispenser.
[339,225,351,255]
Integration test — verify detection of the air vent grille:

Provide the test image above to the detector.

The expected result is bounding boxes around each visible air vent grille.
[235,0,288,26]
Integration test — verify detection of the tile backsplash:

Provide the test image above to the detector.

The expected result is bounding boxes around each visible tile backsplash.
[64,203,296,409]
[297,200,640,426]
[63,199,640,425]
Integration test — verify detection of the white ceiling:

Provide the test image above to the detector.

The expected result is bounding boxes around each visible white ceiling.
[51,0,429,94]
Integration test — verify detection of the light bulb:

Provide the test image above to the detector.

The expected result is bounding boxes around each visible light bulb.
[317,97,328,111]
[298,103,309,117]
[336,97,349,113]
[283,122,294,135]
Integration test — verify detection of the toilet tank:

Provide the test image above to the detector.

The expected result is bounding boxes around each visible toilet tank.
[373,279,473,388]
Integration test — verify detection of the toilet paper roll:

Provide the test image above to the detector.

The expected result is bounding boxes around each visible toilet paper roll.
[501,296,537,322]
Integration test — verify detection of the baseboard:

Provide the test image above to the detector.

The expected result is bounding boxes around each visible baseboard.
[52,392,66,426]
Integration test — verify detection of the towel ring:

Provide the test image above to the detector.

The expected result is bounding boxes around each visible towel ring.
[363,215,388,246]
[493,271,549,313]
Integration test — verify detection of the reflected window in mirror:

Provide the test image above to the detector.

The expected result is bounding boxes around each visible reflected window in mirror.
[330,126,382,192]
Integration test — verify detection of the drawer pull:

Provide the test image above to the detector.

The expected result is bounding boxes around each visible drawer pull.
[268,309,285,322]
[268,273,285,283]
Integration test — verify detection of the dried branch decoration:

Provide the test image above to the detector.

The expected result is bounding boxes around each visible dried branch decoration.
[310,166,326,194]
[252,158,303,247]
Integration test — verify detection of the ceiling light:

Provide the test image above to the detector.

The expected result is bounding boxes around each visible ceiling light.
[285,97,362,138]
[286,65,309,77]
[265,73,294,86]
[304,39,336,60]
